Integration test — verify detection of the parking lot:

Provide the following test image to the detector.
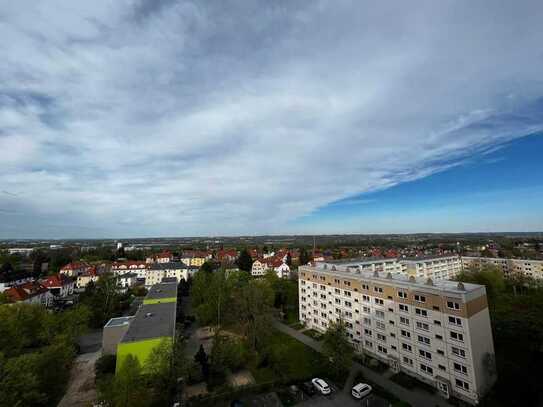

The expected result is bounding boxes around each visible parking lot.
[291,381,389,407]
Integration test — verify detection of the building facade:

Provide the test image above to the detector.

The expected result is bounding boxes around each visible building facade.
[298,262,496,405]
[401,255,463,281]
[461,256,543,279]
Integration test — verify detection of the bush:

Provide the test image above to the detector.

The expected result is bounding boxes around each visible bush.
[95,354,117,380]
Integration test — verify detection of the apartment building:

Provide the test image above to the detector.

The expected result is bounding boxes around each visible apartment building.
[299,262,496,405]
[145,262,188,286]
[401,255,462,281]
[461,256,543,279]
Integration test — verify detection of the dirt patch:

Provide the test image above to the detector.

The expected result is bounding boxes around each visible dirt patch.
[58,350,100,407]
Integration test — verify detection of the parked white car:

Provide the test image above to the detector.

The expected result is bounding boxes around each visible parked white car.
[311,378,331,395]
[351,383,372,399]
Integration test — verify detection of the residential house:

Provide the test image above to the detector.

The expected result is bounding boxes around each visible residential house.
[41,274,75,298]
[76,267,100,289]
[60,262,91,277]
[118,273,138,288]
[5,282,54,307]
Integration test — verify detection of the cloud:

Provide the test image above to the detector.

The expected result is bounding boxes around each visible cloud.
[0,0,542,238]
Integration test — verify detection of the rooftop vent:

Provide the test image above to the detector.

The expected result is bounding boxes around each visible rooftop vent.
[457,282,465,291]
[426,278,434,286]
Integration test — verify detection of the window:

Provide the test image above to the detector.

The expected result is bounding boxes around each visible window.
[336,307,341,314]
[400,316,410,325]
[320,294,326,299]
[399,304,409,313]
[402,356,413,366]
[401,330,411,338]
[389,320,395,325]
[435,334,443,340]
[374,298,384,306]
[335,298,341,304]
[320,285,326,290]
[344,281,351,286]
[433,305,440,311]
[414,294,426,303]
[377,333,387,342]
[376,321,386,330]
[438,364,446,371]
[377,345,388,354]
[362,295,370,302]
[363,306,371,313]
[398,290,408,298]
[374,286,383,293]
[448,316,462,326]
[416,321,429,331]
[344,290,351,297]
[402,343,412,352]
[450,331,464,342]
[364,329,372,336]
[391,345,397,350]
[420,363,433,375]
[447,301,460,310]
[365,340,373,348]
[415,308,428,317]
[452,347,466,358]
[437,349,445,356]
[334,278,340,284]
[345,301,352,307]
[455,379,470,391]
[334,288,340,294]
[454,363,468,375]
[375,310,385,319]
[363,317,371,325]
[434,320,441,326]
[419,349,432,360]
[417,335,431,345]
[362,284,369,290]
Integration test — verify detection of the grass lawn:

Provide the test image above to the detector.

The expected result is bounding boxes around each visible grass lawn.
[250,329,328,384]
[303,329,323,341]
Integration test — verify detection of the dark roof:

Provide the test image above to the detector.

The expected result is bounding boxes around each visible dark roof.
[146,281,178,300]
[120,302,176,342]
[148,261,188,271]
[161,277,177,283]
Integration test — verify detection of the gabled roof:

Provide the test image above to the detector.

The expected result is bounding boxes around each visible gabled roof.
[41,274,72,288]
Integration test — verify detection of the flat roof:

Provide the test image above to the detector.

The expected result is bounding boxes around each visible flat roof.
[300,264,483,296]
[120,302,176,343]
[145,281,178,300]
[105,316,133,328]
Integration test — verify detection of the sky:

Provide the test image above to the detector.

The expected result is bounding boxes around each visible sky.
[1,1,543,239]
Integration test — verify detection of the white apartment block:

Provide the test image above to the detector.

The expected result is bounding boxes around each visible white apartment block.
[145,262,188,286]
[299,262,496,405]
[314,255,462,282]
[401,255,463,281]
[461,256,543,279]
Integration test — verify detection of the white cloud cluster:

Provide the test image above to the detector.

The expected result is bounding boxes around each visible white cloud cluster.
[1,0,542,237]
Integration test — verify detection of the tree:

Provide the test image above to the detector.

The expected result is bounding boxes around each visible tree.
[322,320,354,379]
[105,355,149,407]
[194,344,209,379]
[236,249,253,273]
[285,252,292,267]
[299,248,310,266]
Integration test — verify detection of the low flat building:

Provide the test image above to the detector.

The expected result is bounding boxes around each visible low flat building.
[102,316,134,355]
[298,261,496,405]
[115,281,177,371]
